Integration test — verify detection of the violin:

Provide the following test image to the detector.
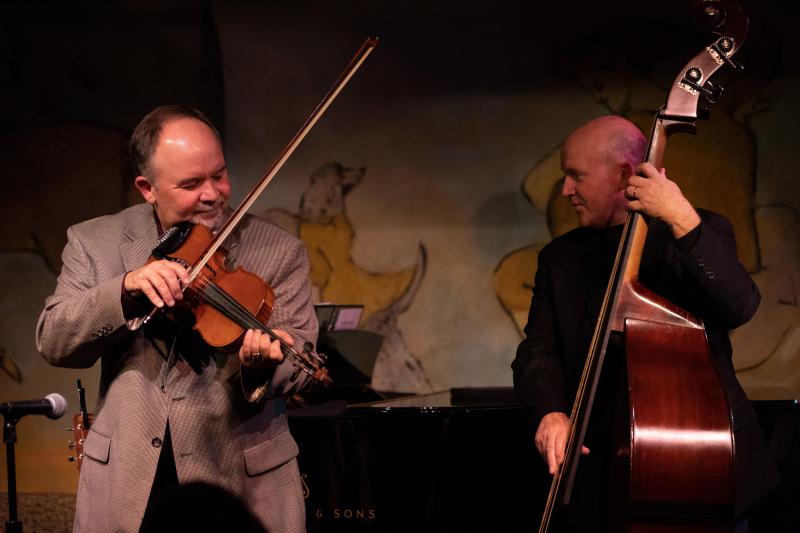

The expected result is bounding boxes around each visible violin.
[149,221,332,385]
[139,37,379,387]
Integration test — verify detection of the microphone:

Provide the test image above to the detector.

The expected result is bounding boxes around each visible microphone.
[1,393,68,420]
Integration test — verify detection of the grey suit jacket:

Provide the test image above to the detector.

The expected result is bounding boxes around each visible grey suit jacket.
[36,203,318,533]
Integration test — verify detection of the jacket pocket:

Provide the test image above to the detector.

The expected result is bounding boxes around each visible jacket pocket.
[83,428,111,464]
[243,430,299,476]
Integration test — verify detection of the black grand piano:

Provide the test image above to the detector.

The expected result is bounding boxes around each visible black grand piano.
[290,391,798,533]
[289,323,798,532]
[289,387,543,532]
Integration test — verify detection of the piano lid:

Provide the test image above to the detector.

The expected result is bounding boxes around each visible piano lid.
[345,387,523,415]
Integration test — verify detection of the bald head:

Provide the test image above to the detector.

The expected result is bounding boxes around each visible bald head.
[560,116,647,228]
[129,105,222,180]
[565,116,647,169]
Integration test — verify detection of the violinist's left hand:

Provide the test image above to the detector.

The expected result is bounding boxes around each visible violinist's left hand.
[625,163,701,239]
[239,328,292,369]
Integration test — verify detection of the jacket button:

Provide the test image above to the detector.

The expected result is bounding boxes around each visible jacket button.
[152,437,162,448]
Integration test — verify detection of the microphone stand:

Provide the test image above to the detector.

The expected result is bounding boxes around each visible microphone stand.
[2,415,22,533]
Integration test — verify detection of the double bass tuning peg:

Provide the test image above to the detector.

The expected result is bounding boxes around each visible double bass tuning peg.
[701,80,724,105]
[708,37,744,73]
[680,67,725,106]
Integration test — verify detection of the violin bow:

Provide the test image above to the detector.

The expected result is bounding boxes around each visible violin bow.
[142,37,379,327]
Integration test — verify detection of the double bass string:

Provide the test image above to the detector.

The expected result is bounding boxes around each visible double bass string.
[539,213,635,532]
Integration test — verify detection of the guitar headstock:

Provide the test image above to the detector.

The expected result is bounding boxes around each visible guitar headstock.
[67,412,93,470]
[67,378,93,471]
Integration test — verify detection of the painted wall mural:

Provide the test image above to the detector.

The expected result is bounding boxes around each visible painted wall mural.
[265,162,433,392]
[0,124,129,495]
[0,1,225,501]
[493,59,800,400]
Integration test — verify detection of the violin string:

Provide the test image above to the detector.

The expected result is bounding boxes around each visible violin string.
[181,268,324,380]
[190,274,319,372]
[195,277,267,330]
[193,274,324,364]
[172,272,326,382]
[195,277,291,349]
[189,274,262,329]
[196,282,313,374]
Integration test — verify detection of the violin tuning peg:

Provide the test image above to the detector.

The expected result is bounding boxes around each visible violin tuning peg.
[67,456,76,462]
[303,341,314,353]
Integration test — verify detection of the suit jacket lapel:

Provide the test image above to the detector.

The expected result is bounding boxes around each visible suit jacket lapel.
[116,205,243,272]
[120,204,159,272]
[220,211,247,269]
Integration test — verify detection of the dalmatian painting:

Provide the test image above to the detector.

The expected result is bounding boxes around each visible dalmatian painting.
[266,162,434,393]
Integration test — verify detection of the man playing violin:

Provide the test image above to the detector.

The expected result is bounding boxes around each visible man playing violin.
[512,116,778,531]
[36,105,317,532]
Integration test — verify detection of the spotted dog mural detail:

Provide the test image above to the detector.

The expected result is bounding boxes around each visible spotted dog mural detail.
[267,163,433,392]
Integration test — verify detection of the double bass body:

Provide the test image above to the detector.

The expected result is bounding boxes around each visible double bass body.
[537,1,752,530]
[612,278,734,531]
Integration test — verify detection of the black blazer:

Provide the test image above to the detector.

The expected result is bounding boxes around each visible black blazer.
[512,209,779,515]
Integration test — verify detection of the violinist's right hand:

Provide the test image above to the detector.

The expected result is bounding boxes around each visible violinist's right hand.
[535,411,590,475]
[123,260,190,308]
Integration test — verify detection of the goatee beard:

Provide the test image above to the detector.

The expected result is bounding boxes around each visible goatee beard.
[192,204,228,233]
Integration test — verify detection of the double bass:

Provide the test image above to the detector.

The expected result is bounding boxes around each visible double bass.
[539,1,749,531]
